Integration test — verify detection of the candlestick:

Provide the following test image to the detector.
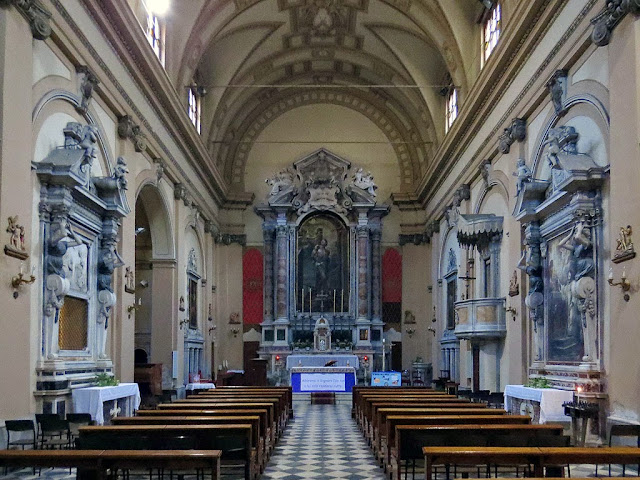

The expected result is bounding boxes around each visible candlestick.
[309,288,312,314]
[301,287,304,312]
[341,289,344,313]
[333,290,336,313]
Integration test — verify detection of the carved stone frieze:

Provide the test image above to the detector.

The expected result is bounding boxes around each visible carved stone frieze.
[498,118,527,154]
[0,0,52,40]
[215,233,247,246]
[117,115,147,152]
[590,0,640,47]
[399,233,428,246]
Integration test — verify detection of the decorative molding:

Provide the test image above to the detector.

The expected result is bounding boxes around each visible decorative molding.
[590,0,640,47]
[153,158,165,182]
[215,233,246,246]
[0,0,52,40]
[498,118,527,154]
[399,233,428,246]
[117,115,147,152]
[453,184,470,207]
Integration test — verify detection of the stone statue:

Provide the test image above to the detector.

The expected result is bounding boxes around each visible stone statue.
[6,216,26,252]
[352,168,377,197]
[97,243,125,293]
[114,157,129,191]
[266,168,295,197]
[513,159,532,196]
[614,225,635,261]
[47,217,83,277]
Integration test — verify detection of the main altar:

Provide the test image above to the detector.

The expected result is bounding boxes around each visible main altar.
[256,149,389,386]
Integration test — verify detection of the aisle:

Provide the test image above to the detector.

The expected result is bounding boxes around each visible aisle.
[262,403,385,480]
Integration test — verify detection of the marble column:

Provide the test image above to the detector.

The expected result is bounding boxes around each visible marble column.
[275,226,288,320]
[357,226,369,319]
[263,226,275,321]
[370,227,382,322]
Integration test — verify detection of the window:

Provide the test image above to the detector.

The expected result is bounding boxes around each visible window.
[188,86,201,133]
[445,88,458,133]
[481,3,501,67]
[446,277,457,330]
[145,11,164,65]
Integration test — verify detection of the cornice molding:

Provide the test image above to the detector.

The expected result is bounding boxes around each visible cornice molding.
[416,0,598,214]
[61,0,228,211]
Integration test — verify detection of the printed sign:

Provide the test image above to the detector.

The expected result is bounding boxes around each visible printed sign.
[300,373,346,392]
[371,371,401,387]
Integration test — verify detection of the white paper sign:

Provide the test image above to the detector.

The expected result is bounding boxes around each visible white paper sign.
[300,373,345,391]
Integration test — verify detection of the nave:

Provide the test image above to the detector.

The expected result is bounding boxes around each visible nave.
[262,403,385,480]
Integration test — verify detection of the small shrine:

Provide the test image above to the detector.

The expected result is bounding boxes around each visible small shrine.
[314,317,331,352]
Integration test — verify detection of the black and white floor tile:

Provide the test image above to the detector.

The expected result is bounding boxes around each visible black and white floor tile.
[261,403,386,480]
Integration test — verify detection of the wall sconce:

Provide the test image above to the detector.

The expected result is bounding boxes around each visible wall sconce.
[179,318,190,329]
[208,325,216,335]
[427,327,436,336]
[431,306,436,323]
[405,327,415,338]
[127,298,142,319]
[230,327,240,337]
[609,267,631,301]
[179,296,185,311]
[505,305,517,320]
[11,264,36,299]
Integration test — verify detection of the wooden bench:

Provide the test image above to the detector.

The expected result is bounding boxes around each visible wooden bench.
[380,415,531,468]
[190,391,290,426]
[0,449,222,480]
[357,394,458,425]
[112,415,266,472]
[392,424,564,480]
[78,424,253,480]
[209,386,293,418]
[422,447,640,480]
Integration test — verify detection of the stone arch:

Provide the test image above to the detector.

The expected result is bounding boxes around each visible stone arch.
[136,183,175,260]
[225,89,424,190]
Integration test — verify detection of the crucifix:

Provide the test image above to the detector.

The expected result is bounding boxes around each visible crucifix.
[109,403,122,418]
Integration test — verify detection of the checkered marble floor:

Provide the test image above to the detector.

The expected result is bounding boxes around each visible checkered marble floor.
[262,403,386,480]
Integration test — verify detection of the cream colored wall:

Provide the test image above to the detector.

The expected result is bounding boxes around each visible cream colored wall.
[243,103,401,244]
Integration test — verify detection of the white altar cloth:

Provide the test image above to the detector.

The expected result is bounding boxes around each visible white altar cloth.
[504,384,573,423]
[185,382,215,391]
[72,383,141,425]
[286,354,359,369]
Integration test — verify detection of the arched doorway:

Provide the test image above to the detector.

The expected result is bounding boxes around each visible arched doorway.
[134,184,175,393]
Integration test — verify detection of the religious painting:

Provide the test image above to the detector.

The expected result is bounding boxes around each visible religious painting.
[297,213,349,313]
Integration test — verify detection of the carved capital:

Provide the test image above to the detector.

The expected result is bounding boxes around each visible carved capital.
[215,233,246,246]
[591,0,640,47]
[153,158,165,182]
[117,115,146,152]
[1,0,51,40]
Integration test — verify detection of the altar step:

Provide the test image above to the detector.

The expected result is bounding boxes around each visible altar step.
[293,392,352,405]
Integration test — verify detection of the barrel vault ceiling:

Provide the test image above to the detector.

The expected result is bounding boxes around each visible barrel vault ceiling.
[163,0,483,197]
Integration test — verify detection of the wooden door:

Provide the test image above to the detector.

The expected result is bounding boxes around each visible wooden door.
[391,341,402,371]
[243,341,260,385]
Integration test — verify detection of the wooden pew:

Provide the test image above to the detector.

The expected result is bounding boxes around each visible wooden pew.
[187,391,290,429]
[157,402,278,442]
[78,424,253,480]
[357,394,461,426]
[380,415,531,468]
[112,415,266,472]
[422,447,640,480]
[355,391,453,422]
[392,424,564,480]
[352,386,439,415]
[209,386,293,418]
[0,449,222,480]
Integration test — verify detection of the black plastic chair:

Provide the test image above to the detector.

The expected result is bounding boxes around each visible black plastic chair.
[66,413,93,444]
[608,424,640,476]
[38,416,70,449]
[4,420,36,475]
[5,420,37,450]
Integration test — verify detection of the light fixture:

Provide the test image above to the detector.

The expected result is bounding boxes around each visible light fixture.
[145,0,170,15]
[230,327,240,337]
[608,267,631,301]
[179,318,190,329]
[11,264,36,298]
[127,298,142,319]
[405,327,416,338]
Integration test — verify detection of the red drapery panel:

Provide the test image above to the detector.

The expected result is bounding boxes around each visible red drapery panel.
[382,247,402,303]
[243,248,264,324]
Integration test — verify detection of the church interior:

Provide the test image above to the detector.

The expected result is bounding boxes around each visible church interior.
[1,0,640,478]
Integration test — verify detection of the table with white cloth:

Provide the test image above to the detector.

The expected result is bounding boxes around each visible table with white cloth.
[504,384,573,423]
[71,383,141,425]
[185,382,215,391]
